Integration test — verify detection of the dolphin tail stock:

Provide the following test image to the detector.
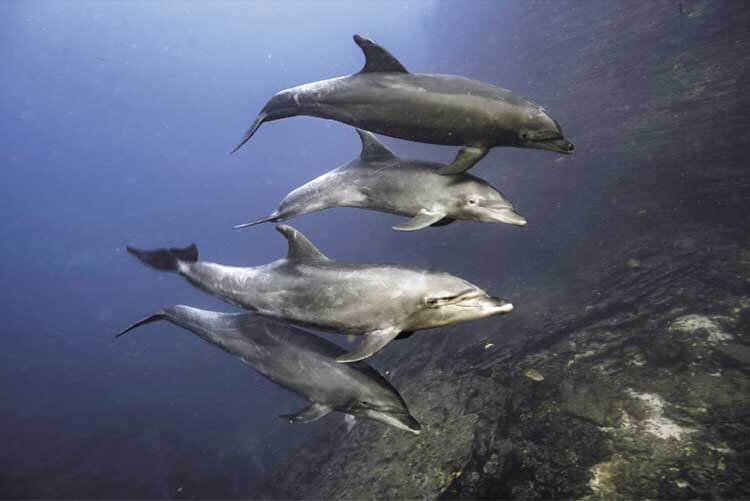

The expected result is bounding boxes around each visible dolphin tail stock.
[231,91,303,154]
[116,312,167,338]
[126,244,198,271]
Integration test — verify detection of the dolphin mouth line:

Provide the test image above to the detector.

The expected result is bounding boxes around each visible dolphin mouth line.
[451,290,485,304]
[527,136,575,154]
[479,204,527,226]
[367,410,421,435]
[451,291,509,310]
[448,293,513,314]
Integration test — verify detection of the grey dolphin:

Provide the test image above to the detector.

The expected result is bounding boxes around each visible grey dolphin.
[231,35,573,174]
[235,129,527,232]
[125,225,513,363]
[117,305,421,434]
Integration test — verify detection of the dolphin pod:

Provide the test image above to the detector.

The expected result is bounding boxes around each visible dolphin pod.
[235,129,527,231]
[118,306,421,434]
[120,34,574,434]
[126,225,513,363]
[232,34,573,174]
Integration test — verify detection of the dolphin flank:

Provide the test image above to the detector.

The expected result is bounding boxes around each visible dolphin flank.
[232,34,573,174]
[235,129,527,231]
[126,224,513,363]
[117,306,422,434]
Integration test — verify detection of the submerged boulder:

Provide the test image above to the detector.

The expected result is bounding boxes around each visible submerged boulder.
[261,223,750,499]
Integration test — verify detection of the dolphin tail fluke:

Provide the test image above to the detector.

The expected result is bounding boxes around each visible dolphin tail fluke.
[234,213,279,229]
[116,312,167,338]
[230,113,267,154]
[126,244,198,271]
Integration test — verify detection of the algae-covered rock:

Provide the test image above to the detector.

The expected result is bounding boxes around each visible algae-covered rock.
[260,223,750,500]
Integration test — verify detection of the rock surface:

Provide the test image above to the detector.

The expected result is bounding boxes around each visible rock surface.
[260,223,750,499]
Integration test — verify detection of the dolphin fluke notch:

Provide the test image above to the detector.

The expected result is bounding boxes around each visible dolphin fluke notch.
[355,129,396,162]
[116,312,167,338]
[275,225,330,261]
[126,244,198,271]
[353,35,409,74]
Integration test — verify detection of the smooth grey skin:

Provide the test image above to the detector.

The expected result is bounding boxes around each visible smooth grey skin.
[126,225,513,363]
[117,306,421,434]
[235,129,528,232]
[231,34,574,174]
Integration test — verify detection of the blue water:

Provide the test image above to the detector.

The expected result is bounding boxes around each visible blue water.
[2,2,512,495]
[3,0,744,497]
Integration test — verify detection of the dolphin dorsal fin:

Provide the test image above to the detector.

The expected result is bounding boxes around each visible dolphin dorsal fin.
[276,225,330,261]
[356,129,396,162]
[353,35,409,74]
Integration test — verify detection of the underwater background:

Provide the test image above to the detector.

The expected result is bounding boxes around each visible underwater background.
[1,0,749,498]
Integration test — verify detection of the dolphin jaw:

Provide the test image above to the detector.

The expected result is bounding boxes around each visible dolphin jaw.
[444,292,514,317]
[466,296,514,315]
[526,137,574,154]
[365,409,421,435]
[476,203,527,226]
[494,301,514,314]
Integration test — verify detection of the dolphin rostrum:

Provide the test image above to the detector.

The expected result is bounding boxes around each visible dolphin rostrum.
[232,35,573,174]
[235,129,527,231]
[125,225,513,363]
[117,305,421,434]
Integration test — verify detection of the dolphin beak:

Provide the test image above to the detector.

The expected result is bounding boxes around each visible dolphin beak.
[497,209,527,226]
[366,410,422,435]
[401,414,422,435]
[454,292,513,315]
[487,297,514,314]
[527,137,574,154]
[478,203,527,226]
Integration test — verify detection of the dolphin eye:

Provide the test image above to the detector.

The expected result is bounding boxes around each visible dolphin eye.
[426,298,438,306]
[468,199,477,205]
[520,132,528,141]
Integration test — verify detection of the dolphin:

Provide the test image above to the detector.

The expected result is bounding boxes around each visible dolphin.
[117,305,421,434]
[235,129,527,232]
[125,225,513,363]
[231,34,573,174]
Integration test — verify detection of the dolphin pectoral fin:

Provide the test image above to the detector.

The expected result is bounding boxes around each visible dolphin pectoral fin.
[437,146,489,175]
[279,403,332,424]
[395,331,415,340]
[336,327,401,363]
[431,217,456,227]
[353,35,409,74]
[392,210,447,231]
